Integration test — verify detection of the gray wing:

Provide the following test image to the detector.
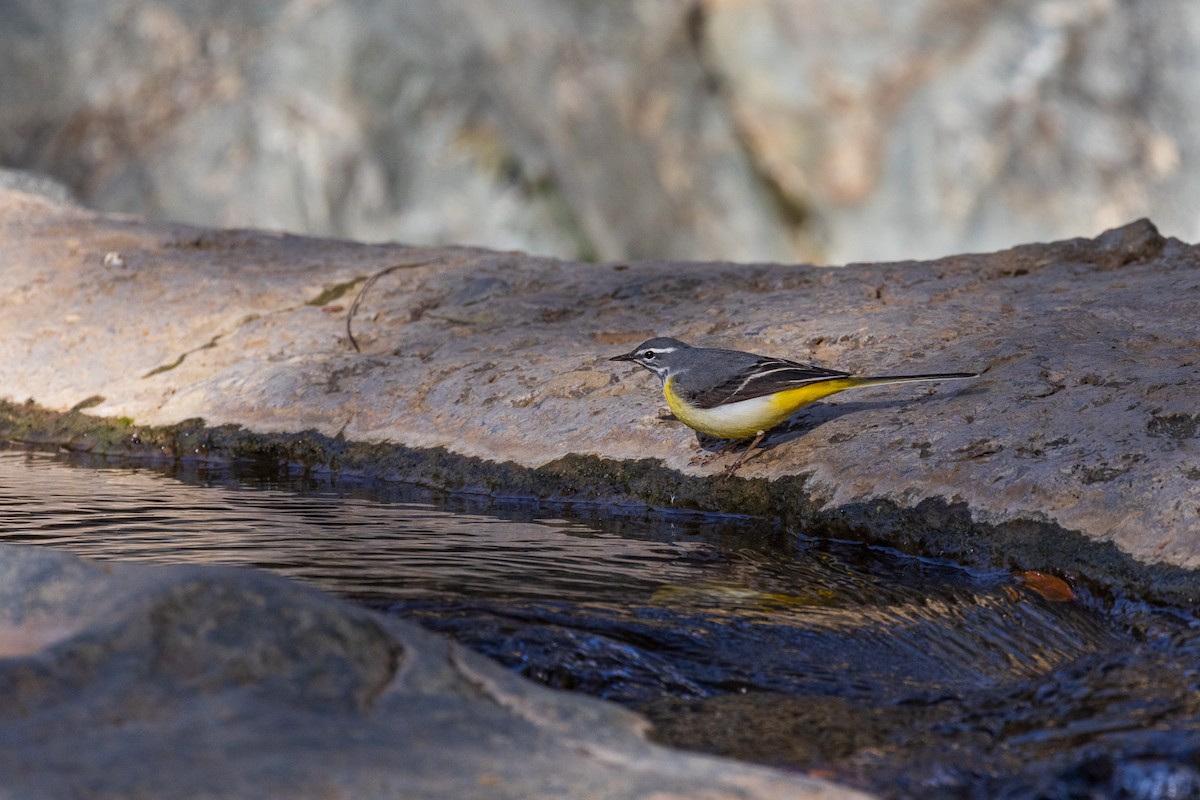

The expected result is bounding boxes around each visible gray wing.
[686,356,850,410]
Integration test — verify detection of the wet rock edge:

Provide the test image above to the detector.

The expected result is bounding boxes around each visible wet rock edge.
[3,398,1195,609]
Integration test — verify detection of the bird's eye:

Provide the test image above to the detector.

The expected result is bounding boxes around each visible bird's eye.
[642,351,656,360]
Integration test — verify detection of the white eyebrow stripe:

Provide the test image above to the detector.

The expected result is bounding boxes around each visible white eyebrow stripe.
[641,347,677,355]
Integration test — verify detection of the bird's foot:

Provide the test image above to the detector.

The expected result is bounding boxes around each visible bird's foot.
[719,430,766,477]
[688,446,727,467]
[688,433,733,466]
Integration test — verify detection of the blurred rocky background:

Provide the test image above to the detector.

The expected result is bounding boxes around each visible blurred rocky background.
[1,0,1196,265]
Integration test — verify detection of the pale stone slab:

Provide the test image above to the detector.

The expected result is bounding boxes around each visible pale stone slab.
[1,189,1197,579]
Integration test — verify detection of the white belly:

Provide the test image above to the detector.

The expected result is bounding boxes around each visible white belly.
[667,391,786,440]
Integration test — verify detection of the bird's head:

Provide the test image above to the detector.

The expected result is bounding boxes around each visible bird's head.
[610,337,691,381]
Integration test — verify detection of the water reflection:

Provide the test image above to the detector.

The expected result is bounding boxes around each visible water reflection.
[1,448,1198,799]
[0,449,715,602]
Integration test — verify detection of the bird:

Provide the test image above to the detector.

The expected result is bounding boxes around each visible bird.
[610,336,978,472]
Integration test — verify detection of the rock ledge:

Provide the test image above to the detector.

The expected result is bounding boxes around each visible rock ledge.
[1,189,1197,601]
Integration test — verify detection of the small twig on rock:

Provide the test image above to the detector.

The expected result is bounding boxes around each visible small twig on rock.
[347,259,438,352]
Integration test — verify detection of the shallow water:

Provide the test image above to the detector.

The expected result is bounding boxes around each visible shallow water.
[1,448,1199,799]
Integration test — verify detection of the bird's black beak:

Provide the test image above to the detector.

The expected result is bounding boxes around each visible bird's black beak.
[610,351,636,362]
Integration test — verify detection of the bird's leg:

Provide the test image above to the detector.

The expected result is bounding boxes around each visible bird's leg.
[688,432,732,466]
[721,430,766,476]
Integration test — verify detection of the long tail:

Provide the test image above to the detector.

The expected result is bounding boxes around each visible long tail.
[851,372,978,389]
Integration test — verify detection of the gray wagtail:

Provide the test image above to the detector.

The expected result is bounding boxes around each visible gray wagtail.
[611,337,977,470]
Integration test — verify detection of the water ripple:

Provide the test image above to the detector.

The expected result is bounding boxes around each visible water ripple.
[2,449,1197,799]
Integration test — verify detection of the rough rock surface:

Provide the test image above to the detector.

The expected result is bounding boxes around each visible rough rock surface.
[0,542,862,799]
[1,189,1198,596]
[3,0,1200,264]
[702,0,1200,263]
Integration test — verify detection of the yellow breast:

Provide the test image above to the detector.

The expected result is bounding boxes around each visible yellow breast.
[663,376,863,440]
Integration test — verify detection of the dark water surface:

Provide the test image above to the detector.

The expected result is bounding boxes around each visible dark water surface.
[2,449,1199,799]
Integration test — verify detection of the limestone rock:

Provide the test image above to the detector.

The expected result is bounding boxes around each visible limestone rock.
[0,0,786,263]
[701,0,1200,263]
[0,169,76,206]
[0,188,1197,595]
[4,0,1200,263]
[0,543,863,799]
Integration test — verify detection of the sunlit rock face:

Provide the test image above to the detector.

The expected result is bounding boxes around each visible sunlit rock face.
[2,0,1198,264]
[1,188,1197,602]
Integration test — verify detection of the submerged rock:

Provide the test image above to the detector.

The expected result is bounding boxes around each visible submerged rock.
[0,188,1197,600]
[0,543,859,799]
